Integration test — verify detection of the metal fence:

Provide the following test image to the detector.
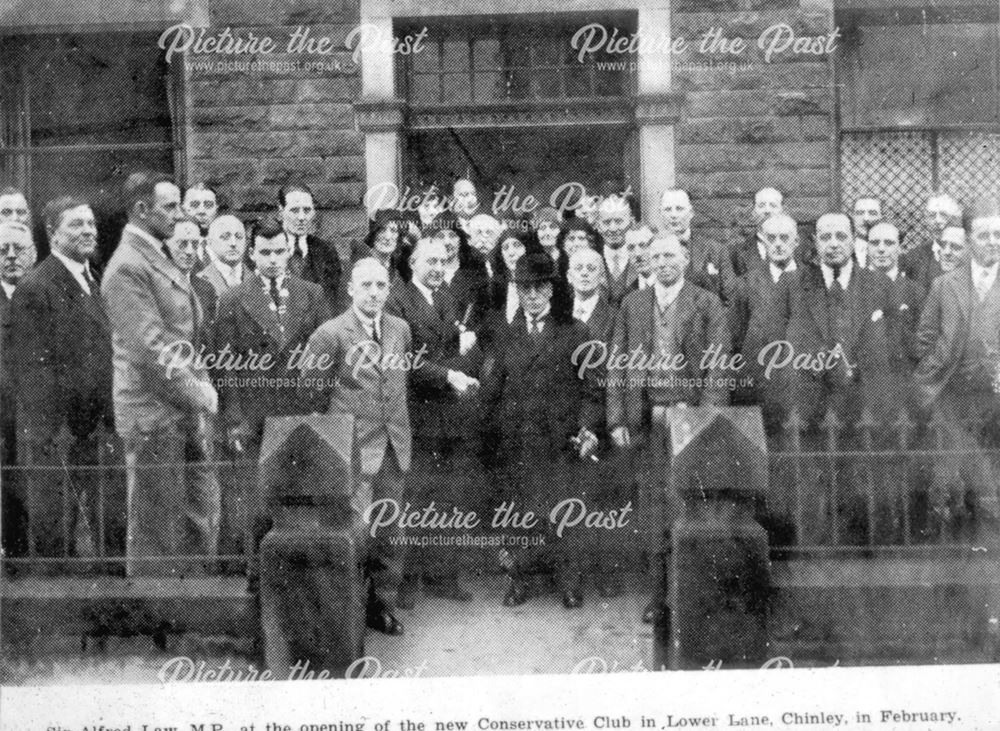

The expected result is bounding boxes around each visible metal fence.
[1,409,995,579]
[840,128,1000,243]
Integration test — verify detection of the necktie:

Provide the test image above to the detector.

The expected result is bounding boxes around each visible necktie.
[83,266,95,296]
[371,319,381,344]
[529,316,543,336]
[976,270,991,301]
[269,277,281,310]
[574,302,585,321]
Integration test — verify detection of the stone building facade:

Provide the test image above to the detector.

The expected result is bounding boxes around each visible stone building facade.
[2,0,998,261]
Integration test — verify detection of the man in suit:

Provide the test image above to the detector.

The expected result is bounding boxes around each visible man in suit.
[171,219,219,332]
[197,214,249,300]
[0,188,30,226]
[914,201,1000,544]
[761,213,893,545]
[102,172,220,576]
[279,182,342,313]
[216,219,330,454]
[385,237,481,607]
[1,221,37,564]
[481,253,600,609]
[761,212,893,429]
[850,196,883,270]
[902,193,963,290]
[868,222,925,385]
[9,198,114,564]
[452,178,480,233]
[660,188,735,303]
[730,213,799,414]
[183,182,219,270]
[567,247,627,595]
[732,187,783,277]
[607,234,732,620]
[624,224,656,292]
[214,218,331,572]
[300,257,411,636]
[597,195,636,307]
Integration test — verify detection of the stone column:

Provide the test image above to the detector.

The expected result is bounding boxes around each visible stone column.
[635,3,683,225]
[353,13,405,216]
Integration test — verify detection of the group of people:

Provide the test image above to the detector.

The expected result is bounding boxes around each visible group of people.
[1,173,999,638]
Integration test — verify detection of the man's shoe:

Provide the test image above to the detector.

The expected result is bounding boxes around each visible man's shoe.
[503,578,529,607]
[366,606,405,636]
[562,589,584,609]
[424,578,473,602]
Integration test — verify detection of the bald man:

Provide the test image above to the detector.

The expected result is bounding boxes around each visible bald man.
[198,214,249,297]
[300,257,413,636]
[660,188,735,302]
[607,233,731,621]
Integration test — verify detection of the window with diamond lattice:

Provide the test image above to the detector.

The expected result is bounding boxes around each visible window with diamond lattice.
[395,14,635,106]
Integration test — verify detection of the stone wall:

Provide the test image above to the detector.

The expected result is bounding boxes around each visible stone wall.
[186,0,367,264]
[672,1,836,246]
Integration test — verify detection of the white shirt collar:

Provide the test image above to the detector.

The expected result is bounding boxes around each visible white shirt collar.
[931,239,942,262]
[604,246,628,275]
[653,278,684,310]
[353,305,382,339]
[208,251,243,287]
[506,282,520,324]
[970,259,998,295]
[51,249,92,295]
[573,292,600,323]
[1,280,15,300]
[412,277,437,306]
[883,265,900,282]
[525,304,551,332]
[854,239,868,268]
[768,259,796,284]
[258,271,287,289]
[637,272,656,289]
[285,232,308,258]
[820,259,853,290]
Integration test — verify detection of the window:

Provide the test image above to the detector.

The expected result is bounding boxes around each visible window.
[396,14,636,106]
[0,32,180,256]
[837,6,1000,128]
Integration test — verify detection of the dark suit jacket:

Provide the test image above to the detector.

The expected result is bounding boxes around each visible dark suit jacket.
[481,312,602,467]
[290,234,343,314]
[214,275,331,442]
[913,265,999,409]
[385,281,483,445]
[9,256,113,438]
[578,292,616,345]
[685,235,736,304]
[604,257,639,308]
[607,282,731,436]
[1,286,16,460]
[762,263,893,425]
[900,244,944,295]
[886,273,926,384]
[445,262,491,332]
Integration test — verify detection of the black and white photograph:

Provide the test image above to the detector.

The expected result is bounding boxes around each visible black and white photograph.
[0,0,999,706]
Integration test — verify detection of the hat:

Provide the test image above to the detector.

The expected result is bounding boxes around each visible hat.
[513,252,557,285]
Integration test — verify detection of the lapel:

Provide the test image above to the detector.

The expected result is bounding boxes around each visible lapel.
[674,282,698,344]
[128,230,190,295]
[282,277,311,344]
[801,265,831,342]
[349,308,383,373]
[239,277,280,340]
[49,256,109,330]
[841,269,866,355]
[197,261,227,294]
